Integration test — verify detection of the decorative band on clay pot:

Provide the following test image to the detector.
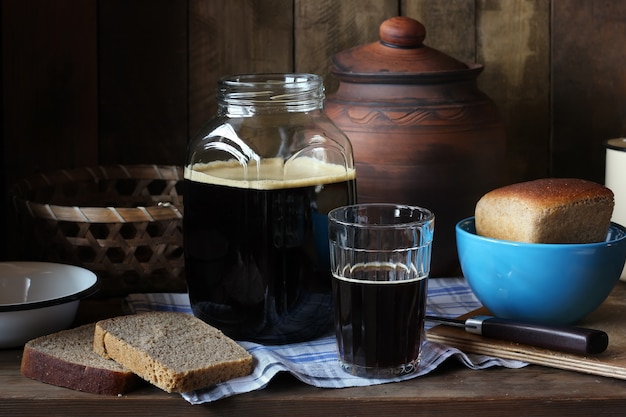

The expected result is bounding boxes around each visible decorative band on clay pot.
[325,16,508,276]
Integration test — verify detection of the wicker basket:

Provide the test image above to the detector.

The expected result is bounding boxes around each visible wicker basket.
[11,165,186,296]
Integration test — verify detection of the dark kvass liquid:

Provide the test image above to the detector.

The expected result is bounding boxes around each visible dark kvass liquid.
[184,159,356,343]
[332,268,428,372]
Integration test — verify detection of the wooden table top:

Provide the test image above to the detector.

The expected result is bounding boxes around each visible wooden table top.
[3,296,626,416]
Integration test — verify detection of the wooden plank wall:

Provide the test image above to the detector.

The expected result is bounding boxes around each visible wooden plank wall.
[2,0,626,262]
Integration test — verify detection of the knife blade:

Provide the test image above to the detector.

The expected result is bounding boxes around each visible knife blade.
[425,315,608,355]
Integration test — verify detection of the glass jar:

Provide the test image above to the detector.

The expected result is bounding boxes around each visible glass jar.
[184,73,356,344]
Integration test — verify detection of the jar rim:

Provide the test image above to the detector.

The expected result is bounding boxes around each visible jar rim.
[218,73,325,110]
[219,73,322,85]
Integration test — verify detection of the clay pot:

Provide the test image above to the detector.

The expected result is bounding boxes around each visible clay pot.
[325,16,508,276]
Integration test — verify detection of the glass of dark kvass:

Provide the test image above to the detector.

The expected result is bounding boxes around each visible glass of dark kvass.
[328,203,434,377]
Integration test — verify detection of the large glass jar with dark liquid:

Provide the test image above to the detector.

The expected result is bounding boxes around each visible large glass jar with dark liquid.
[184,74,356,344]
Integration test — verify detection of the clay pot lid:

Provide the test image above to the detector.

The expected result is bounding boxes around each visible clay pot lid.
[331,16,482,83]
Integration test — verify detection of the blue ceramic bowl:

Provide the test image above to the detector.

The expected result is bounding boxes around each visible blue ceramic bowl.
[456,217,626,325]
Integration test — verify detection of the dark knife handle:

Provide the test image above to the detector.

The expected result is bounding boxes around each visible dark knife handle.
[467,316,609,355]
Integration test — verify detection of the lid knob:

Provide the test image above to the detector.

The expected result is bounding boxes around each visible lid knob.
[379,16,425,48]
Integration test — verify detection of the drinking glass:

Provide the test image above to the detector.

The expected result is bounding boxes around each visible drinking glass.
[328,203,434,378]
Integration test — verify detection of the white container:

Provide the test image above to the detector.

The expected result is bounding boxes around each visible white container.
[0,262,99,348]
[605,138,626,280]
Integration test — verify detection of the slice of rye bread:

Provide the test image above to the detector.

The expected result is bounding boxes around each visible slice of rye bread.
[21,324,141,395]
[93,312,254,393]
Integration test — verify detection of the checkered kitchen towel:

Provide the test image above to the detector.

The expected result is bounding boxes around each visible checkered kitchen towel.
[125,278,527,404]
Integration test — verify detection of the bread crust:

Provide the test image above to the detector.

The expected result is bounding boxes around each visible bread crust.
[475,178,614,243]
[21,324,141,395]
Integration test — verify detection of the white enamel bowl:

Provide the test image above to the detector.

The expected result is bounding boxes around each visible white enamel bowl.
[0,262,99,348]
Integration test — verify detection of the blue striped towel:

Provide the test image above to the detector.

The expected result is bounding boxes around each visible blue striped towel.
[125,278,527,404]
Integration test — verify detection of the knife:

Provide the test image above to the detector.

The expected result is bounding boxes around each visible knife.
[425,315,609,355]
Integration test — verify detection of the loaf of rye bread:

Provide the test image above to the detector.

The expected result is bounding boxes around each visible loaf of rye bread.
[475,178,614,243]
[93,312,254,393]
[20,324,141,395]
